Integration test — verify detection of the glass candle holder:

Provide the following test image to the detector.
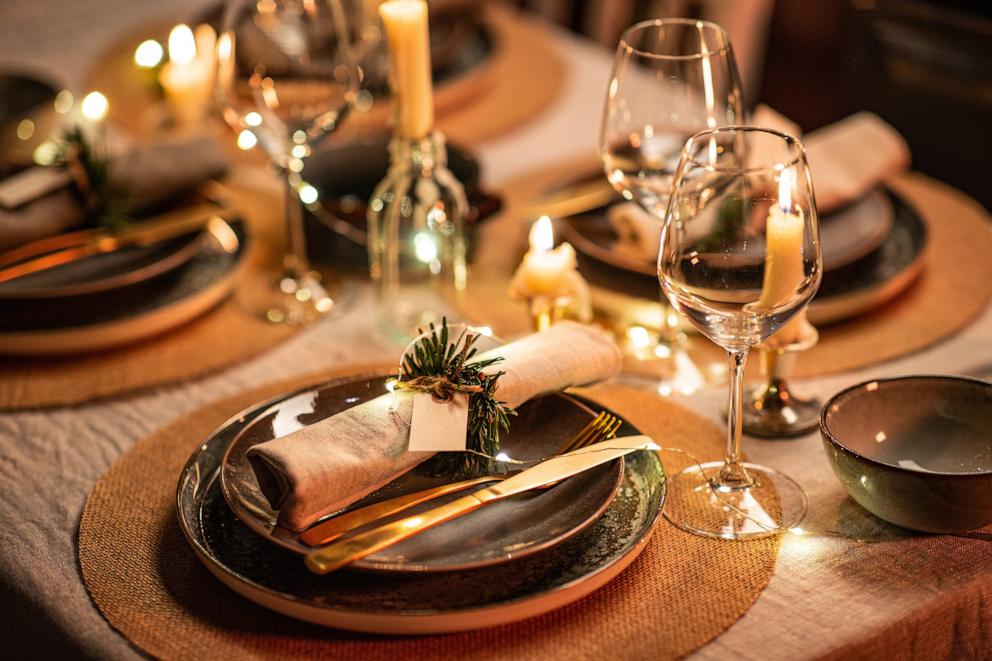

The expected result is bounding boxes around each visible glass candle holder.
[742,322,821,438]
[367,131,469,336]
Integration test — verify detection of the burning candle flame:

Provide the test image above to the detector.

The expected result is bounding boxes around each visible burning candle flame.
[168,24,197,66]
[529,215,554,254]
[778,168,794,214]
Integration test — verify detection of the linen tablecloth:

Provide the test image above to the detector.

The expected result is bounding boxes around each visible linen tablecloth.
[1,2,990,658]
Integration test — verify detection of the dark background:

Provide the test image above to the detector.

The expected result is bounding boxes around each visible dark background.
[519,0,992,209]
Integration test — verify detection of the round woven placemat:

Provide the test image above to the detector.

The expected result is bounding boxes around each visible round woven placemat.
[79,367,780,660]
[86,4,563,148]
[464,167,992,379]
[0,177,298,411]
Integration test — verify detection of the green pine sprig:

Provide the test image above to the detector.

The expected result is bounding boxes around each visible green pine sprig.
[400,319,516,477]
[56,125,130,232]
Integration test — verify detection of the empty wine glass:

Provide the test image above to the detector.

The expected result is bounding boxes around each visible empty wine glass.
[601,18,745,395]
[217,0,359,324]
[658,126,821,538]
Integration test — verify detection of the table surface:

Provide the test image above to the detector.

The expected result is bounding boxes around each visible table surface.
[2,2,992,659]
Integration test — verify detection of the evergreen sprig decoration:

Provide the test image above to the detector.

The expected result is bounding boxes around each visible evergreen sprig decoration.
[56,125,130,232]
[397,319,516,477]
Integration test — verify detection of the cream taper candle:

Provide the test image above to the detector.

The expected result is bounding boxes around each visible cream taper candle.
[379,0,434,140]
[757,168,807,344]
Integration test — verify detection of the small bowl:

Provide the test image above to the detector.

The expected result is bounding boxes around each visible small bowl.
[820,376,992,533]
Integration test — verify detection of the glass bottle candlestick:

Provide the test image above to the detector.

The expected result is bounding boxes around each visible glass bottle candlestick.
[527,295,570,331]
[367,131,468,338]
[742,323,821,438]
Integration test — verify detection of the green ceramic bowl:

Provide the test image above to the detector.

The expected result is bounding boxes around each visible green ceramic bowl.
[820,376,992,533]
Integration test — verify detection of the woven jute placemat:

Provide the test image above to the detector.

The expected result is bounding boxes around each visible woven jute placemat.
[79,367,780,660]
[0,178,298,411]
[464,166,992,379]
[86,4,563,148]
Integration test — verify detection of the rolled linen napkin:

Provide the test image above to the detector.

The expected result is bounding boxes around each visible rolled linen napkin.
[608,108,911,261]
[0,136,229,253]
[803,112,911,212]
[247,321,623,531]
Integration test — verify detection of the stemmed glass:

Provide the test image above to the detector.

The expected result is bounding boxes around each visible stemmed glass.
[600,19,745,395]
[216,0,359,325]
[658,127,821,538]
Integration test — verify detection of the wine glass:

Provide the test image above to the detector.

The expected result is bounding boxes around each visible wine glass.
[658,126,821,538]
[600,18,745,395]
[216,0,359,325]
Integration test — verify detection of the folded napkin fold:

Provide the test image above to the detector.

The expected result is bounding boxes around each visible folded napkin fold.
[608,108,911,261]
[0,136,228,253]
[247,321,624,532]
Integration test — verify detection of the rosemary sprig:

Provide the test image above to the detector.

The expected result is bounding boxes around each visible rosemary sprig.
[399,319,515,477]
[56,125,130,232]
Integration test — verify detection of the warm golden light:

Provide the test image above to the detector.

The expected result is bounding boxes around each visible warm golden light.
[244,111,262,127]
[236,129,257,150]
[216,31,233,62]
[134,39,164,68]
[298,183,319,205]
[16,119,34,141]
[414,232,438,263]
[53,90,73,114]
[168,24,197,66]
[778,167,794,214]
[80,91,109,121]
[33,141,59,165]
[529,215,554,254]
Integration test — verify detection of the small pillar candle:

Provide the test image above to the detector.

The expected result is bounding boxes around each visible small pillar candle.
[757,168,807,345]
[379,0,434,140]
[159,24,216,125]
[509,216,592,329]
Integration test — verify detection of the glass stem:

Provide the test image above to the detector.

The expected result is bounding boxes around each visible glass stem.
[719,348,752,486]
[282,172,310,279]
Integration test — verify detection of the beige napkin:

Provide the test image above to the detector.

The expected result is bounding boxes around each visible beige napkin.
[0,136,228,253]
[247,321,623,532]
[608,108,911,261]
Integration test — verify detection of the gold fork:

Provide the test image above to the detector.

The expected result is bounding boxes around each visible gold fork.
[297,411,622,547]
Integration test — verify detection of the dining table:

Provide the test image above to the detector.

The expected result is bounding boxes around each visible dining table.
[2,1,991,659]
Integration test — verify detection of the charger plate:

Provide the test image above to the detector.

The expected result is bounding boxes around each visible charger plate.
[562,191,926,326]
[0,227,205,300]
[219,373,624,573]
[177,388,665,634]
[562,190,894,274]
[0,219,247,355]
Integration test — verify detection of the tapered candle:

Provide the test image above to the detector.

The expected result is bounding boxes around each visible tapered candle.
[379,0,434,140]
[757,168,807,344]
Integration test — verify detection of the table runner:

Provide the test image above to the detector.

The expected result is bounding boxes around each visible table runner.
[465,166,992,379]
[0,177,299,410]
[79,366,781,660]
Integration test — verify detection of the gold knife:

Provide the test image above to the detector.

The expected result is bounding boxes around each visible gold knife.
[304,435,655,575]
[0,203,236,282]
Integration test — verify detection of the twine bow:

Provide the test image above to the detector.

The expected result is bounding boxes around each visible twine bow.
[395,333,483,403]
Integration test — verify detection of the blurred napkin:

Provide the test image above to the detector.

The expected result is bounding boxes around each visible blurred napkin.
[0,136,228,253]
[247,321,623,532]
[608,108,911,261]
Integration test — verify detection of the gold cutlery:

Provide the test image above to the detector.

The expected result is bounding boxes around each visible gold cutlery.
[298,411,622,548]
[305,434,654,574]
[0,202,236,282]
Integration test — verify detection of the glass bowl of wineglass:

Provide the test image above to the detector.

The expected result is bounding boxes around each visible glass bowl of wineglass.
[658,126,821,539]
[600,18,745,395]
[216,0,359,325]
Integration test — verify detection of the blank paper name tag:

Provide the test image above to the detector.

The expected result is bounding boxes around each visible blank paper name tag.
[0,166,73,209]
[408,392,469,452]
